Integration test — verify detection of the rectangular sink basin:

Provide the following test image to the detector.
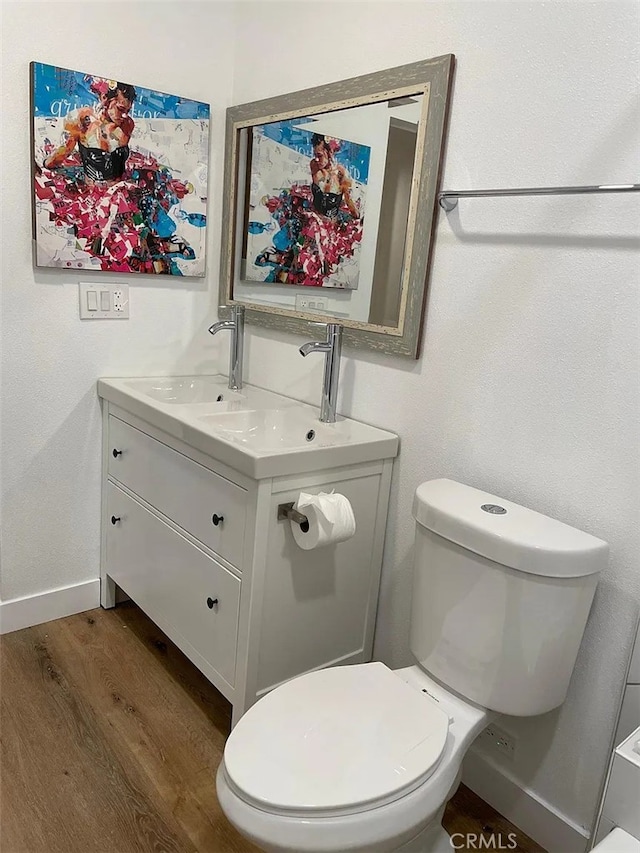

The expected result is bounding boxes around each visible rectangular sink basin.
[198,408,373,452]
[191,404,399,476]
[122,375,240,405]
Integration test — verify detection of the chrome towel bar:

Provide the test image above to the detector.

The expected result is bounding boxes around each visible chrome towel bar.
[438,183,640,211]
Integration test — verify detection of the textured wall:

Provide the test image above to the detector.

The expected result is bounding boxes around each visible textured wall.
[0,1,233,600]
[229,0,640,834]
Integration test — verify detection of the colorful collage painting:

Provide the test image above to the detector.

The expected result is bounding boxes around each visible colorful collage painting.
[244,120,370,289]
[31,63,210,276]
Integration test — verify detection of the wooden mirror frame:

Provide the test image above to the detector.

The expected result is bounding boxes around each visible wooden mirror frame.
[218,54,454,358]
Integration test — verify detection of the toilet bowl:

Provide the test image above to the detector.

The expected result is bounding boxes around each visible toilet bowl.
[217,663,488,853]
[217,479,608,852]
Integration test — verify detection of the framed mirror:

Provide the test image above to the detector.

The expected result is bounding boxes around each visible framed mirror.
[218,55,454,358]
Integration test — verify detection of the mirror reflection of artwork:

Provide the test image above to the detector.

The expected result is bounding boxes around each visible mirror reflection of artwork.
[244,120,371,289]
[31,62,210,276]
[221,56,454,356]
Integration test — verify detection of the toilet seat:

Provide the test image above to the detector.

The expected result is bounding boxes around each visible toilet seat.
[224,662,450,818]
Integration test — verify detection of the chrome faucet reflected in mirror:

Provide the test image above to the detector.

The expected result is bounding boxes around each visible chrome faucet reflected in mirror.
[299,323,343,424]
[208,304,245,391]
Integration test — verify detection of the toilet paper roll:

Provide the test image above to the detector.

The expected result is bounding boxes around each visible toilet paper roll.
[291,491,356,550]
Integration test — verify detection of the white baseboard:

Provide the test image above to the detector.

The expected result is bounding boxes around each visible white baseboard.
[463,747,589,853]
[0,579,100,634]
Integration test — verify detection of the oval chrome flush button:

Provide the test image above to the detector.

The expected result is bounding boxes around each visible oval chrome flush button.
[481,504,507,514]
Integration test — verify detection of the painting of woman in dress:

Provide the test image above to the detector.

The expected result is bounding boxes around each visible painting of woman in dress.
[31,62,210,276]
[244,120,370,289]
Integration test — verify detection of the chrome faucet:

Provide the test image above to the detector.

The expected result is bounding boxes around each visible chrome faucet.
[299,323,343,423]
[208,304,245,391]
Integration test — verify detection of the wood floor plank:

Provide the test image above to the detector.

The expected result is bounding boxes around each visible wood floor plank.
[1,603,544,853]
[1,622,198,853]
[0,605,255,853]
[2,629,193,853]
[48,607,251,852]
[443,783,546,853]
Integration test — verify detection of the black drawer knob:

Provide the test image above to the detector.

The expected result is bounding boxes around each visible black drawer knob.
[111,515,121,525]
[206,597,219,609]
[211,513,224,526]
[112,448,122,458]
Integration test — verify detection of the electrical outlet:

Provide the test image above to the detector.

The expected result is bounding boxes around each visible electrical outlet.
[79,282,129,319]
[113,289,126,312]
[478,724,517,760]
[295,294,329,313]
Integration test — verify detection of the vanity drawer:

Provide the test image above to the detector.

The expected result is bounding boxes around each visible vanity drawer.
[108,415,246,567]
[106,482,240,687]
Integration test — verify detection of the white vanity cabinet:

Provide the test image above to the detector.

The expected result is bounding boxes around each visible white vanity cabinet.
[100,399,395,725]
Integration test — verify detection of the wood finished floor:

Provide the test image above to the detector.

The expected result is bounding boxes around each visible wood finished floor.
[1,603,546,853]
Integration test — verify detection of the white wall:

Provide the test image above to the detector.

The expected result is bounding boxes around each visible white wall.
[0,0,234,601]
[230,0,640,839]
[2,0,639,843]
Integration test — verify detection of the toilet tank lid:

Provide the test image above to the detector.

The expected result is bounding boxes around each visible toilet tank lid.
[413,479,608,578]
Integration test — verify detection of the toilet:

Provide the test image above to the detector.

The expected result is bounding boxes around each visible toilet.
[216,479,609,852]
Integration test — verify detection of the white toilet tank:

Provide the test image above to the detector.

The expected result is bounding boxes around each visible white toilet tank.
[409,479,608,716]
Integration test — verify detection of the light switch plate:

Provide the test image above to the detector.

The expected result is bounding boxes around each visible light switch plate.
[79,282,129,319]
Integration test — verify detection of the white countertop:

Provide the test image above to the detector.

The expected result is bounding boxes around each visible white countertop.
[98,375,399,479]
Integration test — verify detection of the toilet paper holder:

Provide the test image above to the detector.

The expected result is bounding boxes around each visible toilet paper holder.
[277,502,310,533]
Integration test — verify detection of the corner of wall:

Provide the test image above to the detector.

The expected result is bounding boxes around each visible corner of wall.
[463,747,590,853]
